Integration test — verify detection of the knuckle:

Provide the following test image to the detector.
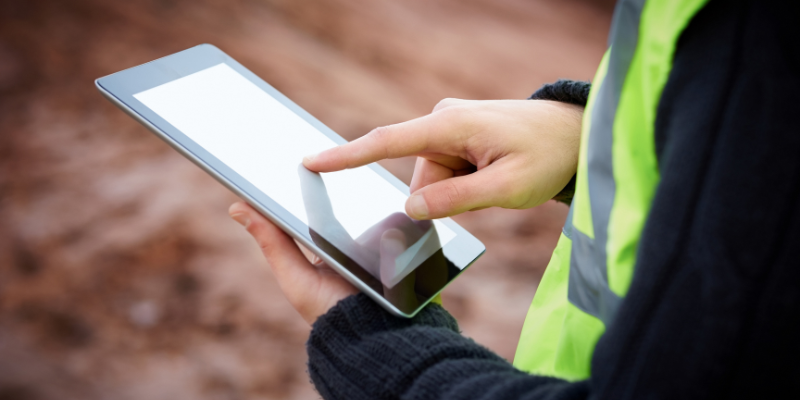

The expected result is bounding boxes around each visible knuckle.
[436,103,464,119]
[435,104,474,129]
[257,237,273,254]
[440,180,464,211]
[433,97,458,112]
[367,125,394,160]
[368,125,392,141]
[249,226,275,255]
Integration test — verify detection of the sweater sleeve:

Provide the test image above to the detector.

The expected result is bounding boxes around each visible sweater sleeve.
[307,294,589,400]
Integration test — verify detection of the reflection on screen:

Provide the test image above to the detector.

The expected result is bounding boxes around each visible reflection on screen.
[133,63,457,287]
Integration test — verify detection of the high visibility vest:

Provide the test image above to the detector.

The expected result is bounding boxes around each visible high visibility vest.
[513,0,709,381]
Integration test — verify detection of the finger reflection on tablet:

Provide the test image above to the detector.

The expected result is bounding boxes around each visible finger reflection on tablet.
[297,164,448,307]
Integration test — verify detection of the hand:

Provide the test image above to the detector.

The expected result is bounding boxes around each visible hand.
[229,202,433,324]
[303,99,583,219]
[229,201,357,325]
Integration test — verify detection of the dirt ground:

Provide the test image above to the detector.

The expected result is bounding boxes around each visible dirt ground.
[0,1,611,398]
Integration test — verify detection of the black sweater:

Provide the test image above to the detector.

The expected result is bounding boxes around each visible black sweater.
[306,0,800,398]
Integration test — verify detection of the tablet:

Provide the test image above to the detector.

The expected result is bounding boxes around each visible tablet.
[95,44,484,317]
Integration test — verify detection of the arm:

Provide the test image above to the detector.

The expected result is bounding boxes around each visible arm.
[307,294,588,400]
[305,1,800,395]
[229,92,590,397]
[231,0,800,398]
[227,202,591,399]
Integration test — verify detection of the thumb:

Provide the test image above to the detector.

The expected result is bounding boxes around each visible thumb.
[405,163,509,219]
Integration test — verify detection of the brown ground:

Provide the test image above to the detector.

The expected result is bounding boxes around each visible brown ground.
[0,1,611,399]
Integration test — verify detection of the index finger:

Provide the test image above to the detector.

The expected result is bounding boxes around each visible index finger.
[303,111,453,172]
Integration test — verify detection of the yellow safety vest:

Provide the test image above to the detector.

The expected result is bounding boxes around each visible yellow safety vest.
[513,0,710,381]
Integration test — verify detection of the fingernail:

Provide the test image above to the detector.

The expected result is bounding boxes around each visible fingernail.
[407,194,429,219]
[231,213,250,228]
[303,153,318,164]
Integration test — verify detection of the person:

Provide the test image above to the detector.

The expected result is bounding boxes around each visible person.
[228,0,800,398]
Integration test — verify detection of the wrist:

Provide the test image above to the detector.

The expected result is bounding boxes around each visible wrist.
[528,80,588,205]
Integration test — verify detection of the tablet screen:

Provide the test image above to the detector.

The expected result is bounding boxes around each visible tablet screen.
[133,63,457,290]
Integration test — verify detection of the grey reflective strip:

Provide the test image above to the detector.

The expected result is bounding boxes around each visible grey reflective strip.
[563,204,574,240]
[567,0,646,325]
[569,229,621,322]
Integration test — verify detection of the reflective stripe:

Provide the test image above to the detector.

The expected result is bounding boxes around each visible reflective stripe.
[568,229,621,324]
[562,204,574,239]
[567,0,646,325]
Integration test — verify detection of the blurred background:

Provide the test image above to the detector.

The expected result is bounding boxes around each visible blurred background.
[0,0,612,399]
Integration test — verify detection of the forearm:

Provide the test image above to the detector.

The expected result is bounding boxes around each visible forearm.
[307,294,588,400]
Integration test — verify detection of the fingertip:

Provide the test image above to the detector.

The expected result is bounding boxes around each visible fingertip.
[304,148,343,172]
[229,202,252,227]
[406,193,430,220]
[228,201,249,216]
[302,153,319,170]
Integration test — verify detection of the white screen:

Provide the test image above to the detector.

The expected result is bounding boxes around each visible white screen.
[133,64,456,283]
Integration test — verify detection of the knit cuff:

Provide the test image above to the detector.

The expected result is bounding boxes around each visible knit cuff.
[528,79,591,107]
[310,293,459,340]
[307,294,463,399]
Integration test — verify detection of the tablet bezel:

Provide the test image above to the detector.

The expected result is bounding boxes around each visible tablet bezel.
[95,44,485,317]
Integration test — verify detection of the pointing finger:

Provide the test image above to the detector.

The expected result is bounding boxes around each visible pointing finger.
[303,105,472,172]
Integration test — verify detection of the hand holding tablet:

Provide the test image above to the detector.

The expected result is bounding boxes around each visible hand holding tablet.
[96,44,484,318]
[229,201,359,325]
[96,44,581,319]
